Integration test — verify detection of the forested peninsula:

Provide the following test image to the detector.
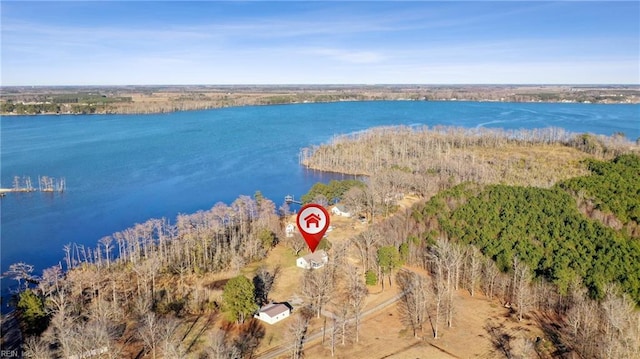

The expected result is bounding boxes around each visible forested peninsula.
[3,126,640,359]
[1,85,638,115]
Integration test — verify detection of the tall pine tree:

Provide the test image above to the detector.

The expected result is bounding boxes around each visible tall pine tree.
[223,275,258,324]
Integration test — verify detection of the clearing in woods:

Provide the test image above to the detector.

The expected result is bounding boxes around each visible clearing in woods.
[176,197,548,358]
[259,198,546,358]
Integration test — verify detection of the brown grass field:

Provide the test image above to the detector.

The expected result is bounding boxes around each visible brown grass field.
[303,291,545,359]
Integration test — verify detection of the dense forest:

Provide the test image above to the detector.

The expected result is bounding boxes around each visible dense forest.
[559,154,640,232]
[413,180,640,302]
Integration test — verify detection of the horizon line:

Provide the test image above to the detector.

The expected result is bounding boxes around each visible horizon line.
[2,83,639,89]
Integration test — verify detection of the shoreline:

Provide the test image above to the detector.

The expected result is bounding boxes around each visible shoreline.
[2,85,638,116]
[1,98,638,117]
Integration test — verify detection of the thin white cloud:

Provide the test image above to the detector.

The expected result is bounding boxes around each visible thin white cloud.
[308,48,386,64]
[1,2,637,85]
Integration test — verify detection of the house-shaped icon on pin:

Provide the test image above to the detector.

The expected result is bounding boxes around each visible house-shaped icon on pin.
[304,213,321,228]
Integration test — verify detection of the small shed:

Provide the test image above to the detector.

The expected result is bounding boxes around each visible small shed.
[296,250,329,269]
[254,303,291,325]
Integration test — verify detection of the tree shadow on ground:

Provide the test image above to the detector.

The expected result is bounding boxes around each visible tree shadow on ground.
[531,311,573,358]
[484,319,513,358]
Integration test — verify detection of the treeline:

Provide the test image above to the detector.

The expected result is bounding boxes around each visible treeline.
[6,193,282,358]
[3,85,638,116]
[417,86,640,104]
[1,95,132,115]
[300,179,364,205]
[1,102,62,115]
[48,94,132,104]
[7,187,376,358]
[1,102,113,115]
[256,92,368,105]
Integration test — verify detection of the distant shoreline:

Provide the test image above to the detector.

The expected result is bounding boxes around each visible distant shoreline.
[1,85,638,116]
[0,98,638,117]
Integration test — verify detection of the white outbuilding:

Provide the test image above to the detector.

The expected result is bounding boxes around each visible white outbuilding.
[254,303,291,325]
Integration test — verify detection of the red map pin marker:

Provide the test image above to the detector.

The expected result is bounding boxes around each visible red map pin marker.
[296,204,330,253]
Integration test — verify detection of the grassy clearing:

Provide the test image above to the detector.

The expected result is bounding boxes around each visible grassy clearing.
[465,143,592,186]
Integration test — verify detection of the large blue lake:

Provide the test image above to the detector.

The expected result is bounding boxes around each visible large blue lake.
[1,101,639,295]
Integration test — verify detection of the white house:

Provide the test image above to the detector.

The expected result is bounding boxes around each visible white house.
[285,223,296,238]
[254,303,291,325]
[296,250,329,269]
[331,205,351,217]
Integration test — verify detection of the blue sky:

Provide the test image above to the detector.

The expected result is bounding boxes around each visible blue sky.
[1,1,638,85]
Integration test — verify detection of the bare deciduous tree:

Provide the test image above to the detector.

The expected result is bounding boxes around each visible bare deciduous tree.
[3,262,37,291]
[206,329,239,359]
[599,285,639,359]
[327,316,341,357]
[427,238,459,329]
[481,258,500,300]
[345,265,368,342]
[288,316,309,359]
[138,312,178,359]
[234,319,265,359]
[301,267,335,318]
[342,186,365,219]
[352,229,380,271]
[397,270,430,338]
[22,336,50,359]
[464,246,482,297]
[286,234,307,257]
[157,316,182,359]
[511,257,533,322]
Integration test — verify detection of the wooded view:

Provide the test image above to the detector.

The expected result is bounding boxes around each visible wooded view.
[3,126,639,358]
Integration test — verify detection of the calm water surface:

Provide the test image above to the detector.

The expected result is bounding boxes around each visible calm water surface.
[1,101,639,295]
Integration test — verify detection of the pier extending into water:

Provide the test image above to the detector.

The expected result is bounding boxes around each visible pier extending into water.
[1,175,66,196]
